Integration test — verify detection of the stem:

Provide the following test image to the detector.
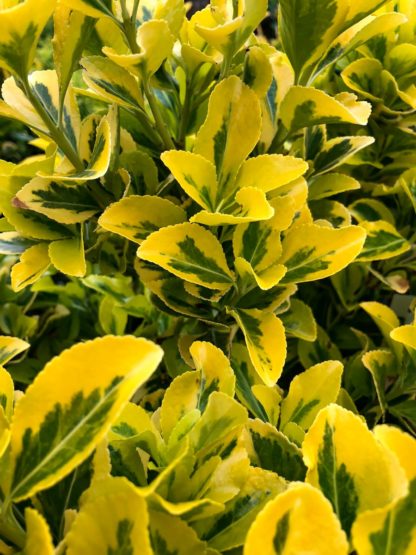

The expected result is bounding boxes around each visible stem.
[143,79,175,150]
[131,0,140,23]
[178,79,192,145]
[268,125,289,154]
[19,78,84,172]
[0,506,26,549]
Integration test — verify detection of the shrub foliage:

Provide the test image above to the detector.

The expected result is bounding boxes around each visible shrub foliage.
[0,0,415,553]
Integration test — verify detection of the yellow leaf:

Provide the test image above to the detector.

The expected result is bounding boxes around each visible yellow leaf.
[137,222,235,291]
[280,87,372,132]
[0,336,29,367]
[194,76,261,195]
[280,360,343,431]
[99,195,187,244]
[357,221,411,261]
[0,365,14,421]
[374,425,416,481]
[23,508,54,555]
[191,187,274,226]
[303,404,408,536]
[103,20,174,77]
[279,224,366,283]
[8,336,163,501]
[235,154,308,193]
[16,177,99,224]
[0,0,56,76]
[48,235,86,277]
[11,243,50,292]
[161,150,218,210]
[229,309,286,386]
[66,477,152,555]
[244,482,349,555]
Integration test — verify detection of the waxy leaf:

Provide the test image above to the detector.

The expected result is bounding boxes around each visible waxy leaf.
[357,221,411,262]
[235,154,308,194]
[103,20,174,78]
[49,235,86,277]
[150,511,209,555]
[61,0,114,19]
[313,136,375,175]
[0,336,30,366]
[229,309,286,387]
[0,232,35,255]
[11,243,50,292]
[137,223,235,291]
[160,341,235,440]
[99,196,187,244]
[279,299,317,341]
[194,76,261,194]
[200,466,285,552]
[280,360,343,431]
[280,88,372,132]
[0,0,56,76]
[303,405,408,536]
[66,477,152,555]
[244,482,349,555]
[53,5,94,112]
[0,365,14,421]
[41,109,113,181]
[8,336,163,501]
[247,419,307,481]
[16,177,99,224]
[352,427,416,555]
[81,56,144,110]
[280,224,366,284]
[23,508,54,555]
[308,174,361,200]
[195,0,267,57]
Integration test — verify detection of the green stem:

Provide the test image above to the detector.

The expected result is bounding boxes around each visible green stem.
[268,125,289,154]
[0,506,26,549]
[178,78,193,145]
[131,0,140,23]
[19,78,84,172]
[143,79,175,150]
[120,0,140,54]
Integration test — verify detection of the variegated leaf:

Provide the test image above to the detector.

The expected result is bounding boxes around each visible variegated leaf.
[137,223,235,291]
[199,467,285,551]
[280,360,343,431]
[0,0,56,76]
[356,221,411,262]
[280,88,371,133]
[81,56,144,110]
[0,336,30,367]
[99,196,187,244]
[66,477,152,555]
[308,173,361,201]
[229,309,286,387]
[244,482,349,555]
[103,20,174,78]
[16,177,99,224]
[11,243,50,292]
[279,299,317,341]
[7,336,163,501]
[247,419,306,481]
[49,234,86,277]
[352,426,416,555]
[53,5,94,112]
[313,136,375,175]
[23,508,54,555]
[303,405,408,537]
[279,224,366,284]
[194,76,261,197]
